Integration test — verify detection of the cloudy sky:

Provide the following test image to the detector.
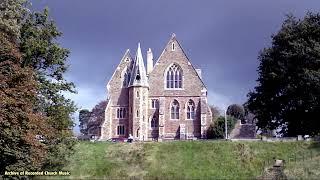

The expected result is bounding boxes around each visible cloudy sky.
[31,0,320,133]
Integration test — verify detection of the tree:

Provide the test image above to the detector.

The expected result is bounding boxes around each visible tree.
[207,116,237,139]
[87,100,108,136]
[210,105,221,120]
[0,0,27,38]
[0,0,76,171]
[226,104,245,120]
[247,12,320,136]
[0,0,52,174]
[0,61,51,174]
[79,109,91,135]
[207,117,225,139]
[19,8,77,170]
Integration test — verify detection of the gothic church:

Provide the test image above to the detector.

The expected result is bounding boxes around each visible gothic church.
[100,34,212,141]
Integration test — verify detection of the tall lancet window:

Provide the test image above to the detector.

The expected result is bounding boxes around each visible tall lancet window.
[186,100,195,120]
[170,100,180,119]
[166,64,182,89]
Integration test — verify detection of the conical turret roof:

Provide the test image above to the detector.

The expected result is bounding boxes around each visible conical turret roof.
[128,43,149,87]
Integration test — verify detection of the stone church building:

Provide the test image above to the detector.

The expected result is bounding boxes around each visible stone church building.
[100,34,212,141]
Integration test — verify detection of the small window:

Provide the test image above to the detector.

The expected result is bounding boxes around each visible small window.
[117,107,127,119]
[172,42,175,51]
[117,125,125,135]
[137,91,140,98]
[151,99,159,109]
[136,110,139,117]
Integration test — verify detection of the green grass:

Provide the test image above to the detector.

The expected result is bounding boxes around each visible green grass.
[61,140,320,179]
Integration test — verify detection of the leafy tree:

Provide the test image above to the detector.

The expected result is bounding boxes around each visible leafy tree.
[207,117,225,139]
[227,104,245,120]
[207,116,237,139]
[210,105,221,120]
[0,0,52,174]
[0,0,27,38]
[0,0,76,170]
[247,12,320,136]
[79,109,91,135]
[87,100,108,136]
[19,8,77,170]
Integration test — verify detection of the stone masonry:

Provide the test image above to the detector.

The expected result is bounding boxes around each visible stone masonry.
[100,34,212,141]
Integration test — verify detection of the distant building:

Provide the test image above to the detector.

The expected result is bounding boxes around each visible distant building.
[100,34,212,141]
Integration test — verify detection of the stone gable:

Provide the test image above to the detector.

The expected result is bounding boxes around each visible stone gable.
[148,36,206,97]
[107,49,133,106]
[101,35,212,141]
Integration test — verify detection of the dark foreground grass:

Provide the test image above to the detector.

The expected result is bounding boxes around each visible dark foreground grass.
[61,140,320,179]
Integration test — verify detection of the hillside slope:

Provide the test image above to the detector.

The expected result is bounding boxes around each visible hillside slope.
[63,141,320,179]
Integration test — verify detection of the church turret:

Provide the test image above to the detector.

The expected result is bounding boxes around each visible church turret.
[147,48,153,75]
[128,43,149,141]
[128,43,148,87]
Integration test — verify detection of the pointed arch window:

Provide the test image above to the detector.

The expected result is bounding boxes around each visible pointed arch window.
[166,64,182,89]
[171,100,180,119]
[186,100,195,120]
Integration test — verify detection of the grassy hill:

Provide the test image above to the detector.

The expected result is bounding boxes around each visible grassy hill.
[62,140,320,179]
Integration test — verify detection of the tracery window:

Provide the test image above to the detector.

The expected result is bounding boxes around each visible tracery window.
[170,100,180,119]
[166,64,182,89]
[186,100,195,120]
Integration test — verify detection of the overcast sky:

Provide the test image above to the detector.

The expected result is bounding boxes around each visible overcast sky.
[31,0,320,134]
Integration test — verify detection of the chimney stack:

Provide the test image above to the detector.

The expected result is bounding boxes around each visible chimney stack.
[147,48,153,75]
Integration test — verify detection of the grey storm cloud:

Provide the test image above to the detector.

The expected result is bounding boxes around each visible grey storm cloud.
[31,0,320,133]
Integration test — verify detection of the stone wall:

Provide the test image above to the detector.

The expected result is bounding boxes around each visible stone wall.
[101,35,212,140]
